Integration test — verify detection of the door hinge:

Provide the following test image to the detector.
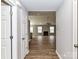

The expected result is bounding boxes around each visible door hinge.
[10,36,13,39]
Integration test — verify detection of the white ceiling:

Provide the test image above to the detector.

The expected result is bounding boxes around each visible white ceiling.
[20,0,63,11]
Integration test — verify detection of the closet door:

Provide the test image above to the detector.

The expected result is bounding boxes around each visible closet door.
[1,2,11,59]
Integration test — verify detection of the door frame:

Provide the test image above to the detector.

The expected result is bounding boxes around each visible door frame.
[77,0,79,58]
[77,0,78,59]
[73,0,78,59]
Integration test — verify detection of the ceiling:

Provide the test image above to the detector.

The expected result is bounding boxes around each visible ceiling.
[20,0,63,11]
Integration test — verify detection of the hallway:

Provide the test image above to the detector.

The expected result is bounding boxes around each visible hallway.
[25,36,59,59]
[1,0,78,59]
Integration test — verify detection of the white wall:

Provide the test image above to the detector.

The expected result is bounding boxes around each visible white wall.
[29,12,56,25]
[56,0,73,59]
[29,16,56,25]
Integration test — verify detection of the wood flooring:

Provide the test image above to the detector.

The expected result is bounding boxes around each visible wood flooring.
[25,36,59,59]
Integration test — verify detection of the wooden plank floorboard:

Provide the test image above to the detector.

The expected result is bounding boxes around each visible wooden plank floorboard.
[25,36,59,59]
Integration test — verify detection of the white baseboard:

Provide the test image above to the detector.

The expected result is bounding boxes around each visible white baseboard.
[26,50,29,55]
[24,49,29,58]
[56,50,62,59]
[23,50,29,59]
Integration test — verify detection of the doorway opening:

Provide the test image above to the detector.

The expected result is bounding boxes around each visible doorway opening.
[25,11,58,59]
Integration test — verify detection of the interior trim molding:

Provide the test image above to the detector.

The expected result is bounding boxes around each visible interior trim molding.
[56,50,62,59]
[26,50,29,55]
[24,50,29,58]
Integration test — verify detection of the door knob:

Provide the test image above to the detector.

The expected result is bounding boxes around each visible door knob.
[22,38,25,40]
[74,44,78,48]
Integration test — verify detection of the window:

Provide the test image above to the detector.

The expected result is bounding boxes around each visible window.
[38,26,42,33]
[50,26,54,33]
[30,26,33,33]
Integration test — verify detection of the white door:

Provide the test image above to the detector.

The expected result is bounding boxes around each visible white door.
[1,2,11,59]
[73,0,78,59]
[20,8,29,59]
[21,11,29,57]
[20,8,25,59]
